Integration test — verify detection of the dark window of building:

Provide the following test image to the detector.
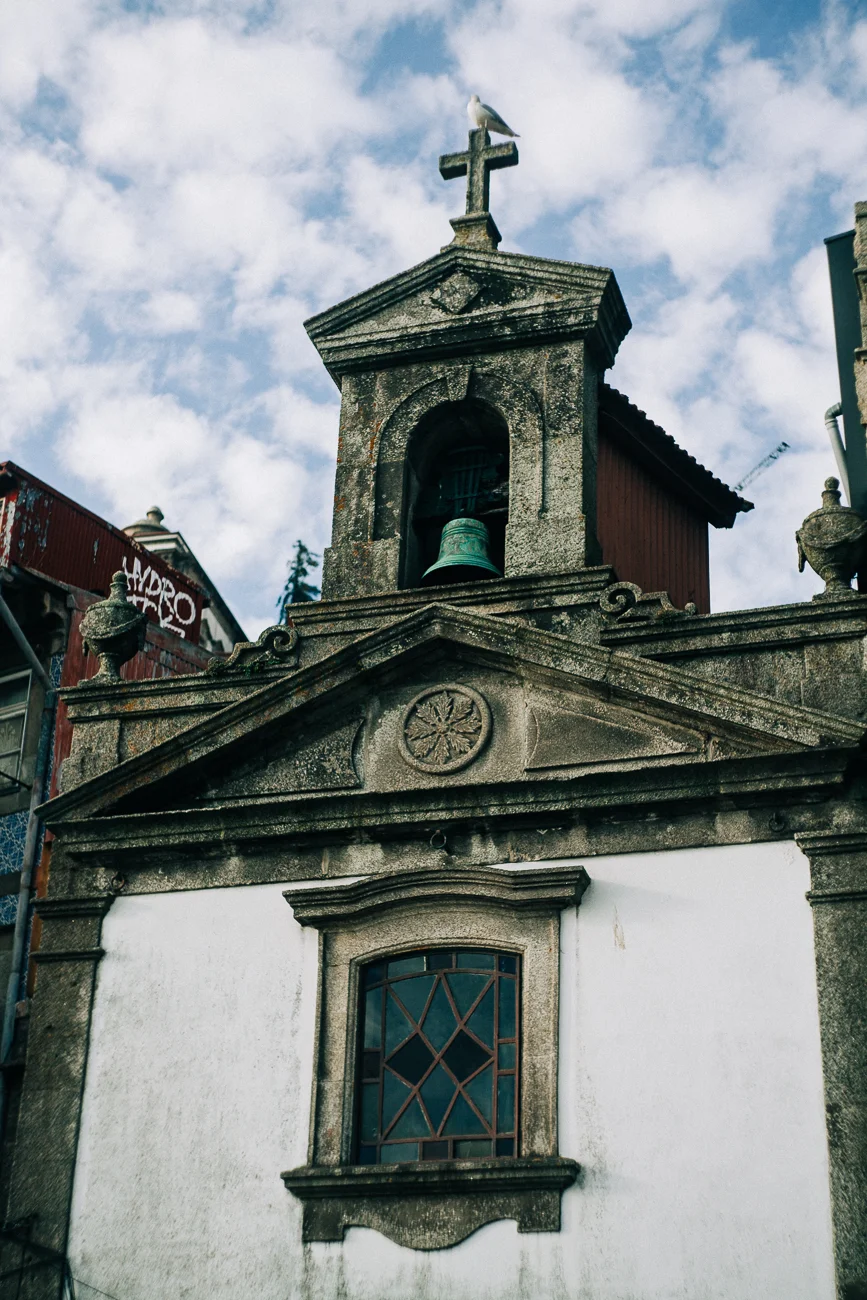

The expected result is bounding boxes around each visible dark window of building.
[0,670,31,794]
[355,948,520,1164]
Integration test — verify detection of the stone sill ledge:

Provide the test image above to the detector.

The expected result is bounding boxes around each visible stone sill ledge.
[283,1155,578,1198]
[282,1157,580,1248]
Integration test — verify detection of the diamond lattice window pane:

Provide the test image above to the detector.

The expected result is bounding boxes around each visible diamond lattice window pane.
[420,1064,457,1133]
[467,985,495,1046]
[382,1070,412,1131]
[385,991,414,1056]
[446,972,490,1018]
[443,1093,486,1136]
[421,980,458,1051]
[465,1064,493,1122]
[357,949,520,1164]
[388,1096,430,1140]
[388,1034,435,1086]
[442,1030,490,1082]
[363,989,382,1049]
[393,974,436,1024]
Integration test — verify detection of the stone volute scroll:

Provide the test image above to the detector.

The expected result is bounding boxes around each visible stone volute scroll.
[796,477,867,597]
[599,580,698,622]
[399,684,492,773]
[205,623,299,675]
[79,571,147,683]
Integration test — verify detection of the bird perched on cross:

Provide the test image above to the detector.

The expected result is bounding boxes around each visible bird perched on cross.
[467,94,520,138]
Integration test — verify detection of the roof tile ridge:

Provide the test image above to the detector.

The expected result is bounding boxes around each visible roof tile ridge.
[599,382,751,509]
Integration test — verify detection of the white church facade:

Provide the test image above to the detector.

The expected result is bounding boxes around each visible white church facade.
[2,134,866,1300]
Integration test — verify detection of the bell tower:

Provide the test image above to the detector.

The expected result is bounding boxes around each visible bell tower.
[305,127,631,601]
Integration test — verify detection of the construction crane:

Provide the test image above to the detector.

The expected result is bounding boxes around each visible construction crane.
[733,441,791,493]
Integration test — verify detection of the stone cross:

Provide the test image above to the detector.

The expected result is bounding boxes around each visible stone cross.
[438,128,518,250]
[439,128,518,215]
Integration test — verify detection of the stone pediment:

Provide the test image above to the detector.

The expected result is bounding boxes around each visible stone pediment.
[304,246,631,376]
[41,604,865,832]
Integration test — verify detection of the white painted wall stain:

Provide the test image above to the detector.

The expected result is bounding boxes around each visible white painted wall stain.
[67,843,836,1300]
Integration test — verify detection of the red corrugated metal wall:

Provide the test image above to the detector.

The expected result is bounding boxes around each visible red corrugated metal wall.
[596,430,711,613]
[0,463,203,641]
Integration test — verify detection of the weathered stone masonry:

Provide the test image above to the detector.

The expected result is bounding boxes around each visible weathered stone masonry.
[4,146,867,1300]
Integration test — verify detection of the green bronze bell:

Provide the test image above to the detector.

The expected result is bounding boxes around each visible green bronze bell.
[422,517,501,584]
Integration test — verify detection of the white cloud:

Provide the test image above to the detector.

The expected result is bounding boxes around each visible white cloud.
[1,0,866,632]
[140,291,203,334]
[78,20,382,176]
[0,0,91,112]
[343,154,452,268]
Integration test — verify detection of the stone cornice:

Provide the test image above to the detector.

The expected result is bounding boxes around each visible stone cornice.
[305,248,615,336]
[32,947,105,963]
[796,828,867,855]
[57,569,619,715]
[304,245,631,375]
[283,863,590,927]
[601,594,867,657]
[806,888,867,905]
[796,829,867,902]
[34,895,114,920]
[287,567,616,634]
[49,748,853,859]
[39,603,866,827]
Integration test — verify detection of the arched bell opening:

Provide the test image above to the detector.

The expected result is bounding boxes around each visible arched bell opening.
[400,398,510,589]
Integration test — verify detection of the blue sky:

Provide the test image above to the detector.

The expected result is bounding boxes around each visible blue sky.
[1,0,866,634]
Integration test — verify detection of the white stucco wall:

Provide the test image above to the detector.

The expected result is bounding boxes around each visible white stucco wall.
[67,841,836,1300]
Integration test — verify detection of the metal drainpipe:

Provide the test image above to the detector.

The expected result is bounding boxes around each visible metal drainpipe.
[825,402,851,504]
[0,589,57,1151]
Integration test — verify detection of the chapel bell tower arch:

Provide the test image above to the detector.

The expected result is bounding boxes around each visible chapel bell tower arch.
[400,396,509,588]
[305,126,631,602]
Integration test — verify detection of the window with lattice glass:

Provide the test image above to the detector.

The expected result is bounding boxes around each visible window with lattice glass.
[0,670,31,794]
[356,949,519,1164]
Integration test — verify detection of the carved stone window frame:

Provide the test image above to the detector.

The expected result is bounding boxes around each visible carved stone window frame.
[281,863,588,1250]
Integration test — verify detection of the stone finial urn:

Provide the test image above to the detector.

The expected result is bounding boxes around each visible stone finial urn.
[796,478,867,598]
[80,571,147,683]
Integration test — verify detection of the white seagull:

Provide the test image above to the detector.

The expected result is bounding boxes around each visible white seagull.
[467,94,520,138]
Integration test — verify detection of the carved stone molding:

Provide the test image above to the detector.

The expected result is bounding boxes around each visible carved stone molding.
[33,894,115,964]
[34,896,115,920]
[795,824,867,1297]
[79,572,147,683]
[205,624,299,675]
[806,887,867,905]
[32,947,105,964]
[796,828,867,857]
[796,828,867,904]
[399,684,491,773]
[429,272,482,315]
[796,478,867,598]
[599,580,697,622]
[282,1157,580,1248]
[284,863,590,927]
[283,872,587,1250]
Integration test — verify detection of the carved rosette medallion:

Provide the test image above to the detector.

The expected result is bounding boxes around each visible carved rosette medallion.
[399,684,491,774]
